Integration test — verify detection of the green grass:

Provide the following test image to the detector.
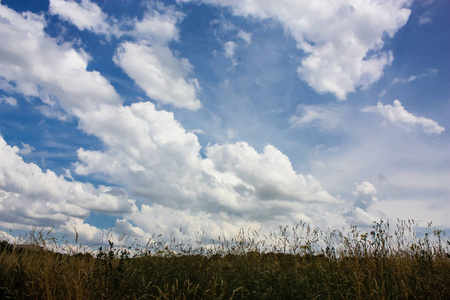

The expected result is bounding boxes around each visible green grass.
[1,220,449,299]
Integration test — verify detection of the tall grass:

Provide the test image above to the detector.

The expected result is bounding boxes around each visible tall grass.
[1,219,449,299]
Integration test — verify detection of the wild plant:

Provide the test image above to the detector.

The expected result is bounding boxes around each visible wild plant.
[0,219,448,299]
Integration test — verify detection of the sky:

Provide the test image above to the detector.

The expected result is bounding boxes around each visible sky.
[0,0,449,245]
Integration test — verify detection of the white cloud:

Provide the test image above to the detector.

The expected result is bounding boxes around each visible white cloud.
[223,41,238,66]
[0,135,137,230]
[2,0,412,241]
[205,142,337,204]
[289,103,343,130]
[0,5,121,114]
[361,100,445,134]
[352,181,377,210]
[74,102,203,204]
[393,68,438,84]
[345,207,378,227]
[71,100,337,230]
[126,204,258,240]
[190,129,206,135]
[237,30,252,44]
[49,1,202,110]
[133,6,183,45]
[299,47,394,100]
[418,11,433,25]
[60,217,106,244]
[0,96,17,106]
[309,103,450,230]
[114,219,145,238]
[114,43,201,110]
[49,0,120,37]
[117,3,202,110]
[0,230,19,244]
[343,181,380,227]
[19,142,35,155]
[223,41,237,58]
[180,0,411,99]
[50,0,183,42]
[0,78,16,94]
[36,104,69,122]
[125,202,347,243]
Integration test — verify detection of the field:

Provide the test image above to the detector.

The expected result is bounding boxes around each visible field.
[1,220,449,299]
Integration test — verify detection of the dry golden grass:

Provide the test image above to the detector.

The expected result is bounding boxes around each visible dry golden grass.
[1,220,449,299]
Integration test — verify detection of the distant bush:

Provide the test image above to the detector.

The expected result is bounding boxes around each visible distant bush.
[0,220,449,299]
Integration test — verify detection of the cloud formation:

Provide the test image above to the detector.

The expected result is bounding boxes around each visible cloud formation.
[179,0,411,99]
[289,104,343,130]
[1,0,447,243]
[19,143,35,155]
[0,96,17,106]
[132,4,183,45]
[353,181,377,210]
[74,102,337,222]
[0,135,136,230]
[418,11,433,25]
[223,41,238,66]
[0,1,341,241]
[0,4,121,115]
[362,100,445,135]
[343,181,380,227]
[49,0,115,36]
[114,43,202,110]
[237,30,252,44]
[50,0,202,110]
[393,68,438,84]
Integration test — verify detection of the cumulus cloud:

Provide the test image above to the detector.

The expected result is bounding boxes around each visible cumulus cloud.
[50,1,202,110]
[125,204,260,241]
[132,5,183,45]
[361,100,445,134]
[0,1,346,240]
[50,0,183,42]
[206,142,337,204]
[70,100,338,235]
[49,0,123,37]
[352,181,377,210]
[0,135,137,230]
[0,4,140,235]
[114,219,145,238]
[179,0,411,99]
[125,202,345,242]
[84,2,202,111]
[18,142,35,155]
[60,217,107,244]
[343,181,379,227]
[114,43,201,110]
[74,102,336,220]
[0,5,121,114]
[74,102,203,205]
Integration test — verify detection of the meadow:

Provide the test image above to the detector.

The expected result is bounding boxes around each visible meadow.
[1,219,449,299]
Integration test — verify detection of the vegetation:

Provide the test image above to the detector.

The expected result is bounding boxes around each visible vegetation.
[1,220,449,299]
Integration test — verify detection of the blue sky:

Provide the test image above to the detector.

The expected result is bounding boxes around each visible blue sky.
[0,0,448,244]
